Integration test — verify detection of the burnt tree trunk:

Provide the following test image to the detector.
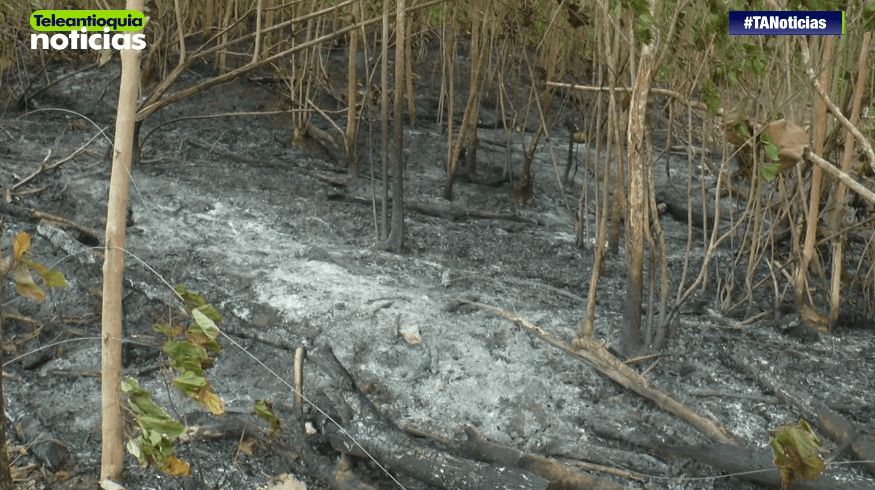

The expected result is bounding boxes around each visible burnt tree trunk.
[382,0,406,252]
[622,31,656,357]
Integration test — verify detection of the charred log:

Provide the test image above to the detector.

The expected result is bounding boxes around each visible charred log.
[311,346,549,490]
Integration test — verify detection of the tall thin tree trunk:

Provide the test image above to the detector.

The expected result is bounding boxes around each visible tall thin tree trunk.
[384,0,406,251]
[622,28,656,357]
[101,0,143,482]
[796,36,832,320]
[379,0,389,240]
[828,32,871,330]
[443,0,482,201]
[346,9,360,181]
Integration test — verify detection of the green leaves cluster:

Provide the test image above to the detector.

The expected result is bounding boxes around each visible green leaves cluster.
[770,419,826,489]
[153,284,225,415]
[866,1,875,32]
[727,122,782,182]
[623,0,653,45]
[123,284,285,475]
[124,284,225,475]
[121,378,190,475]
[759,133,782,182]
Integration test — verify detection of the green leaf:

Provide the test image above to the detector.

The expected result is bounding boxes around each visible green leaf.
[761,162,781,182]
[702,81,721,115]
[173,370,208,398]
[175,284,206,309]
[865,0,875,32]
[163,340,208,365]
[121,378,140,393]
[764,142,780,162]
[169,360,205,379]
[175,369,208,389]
[190,308,223,353]
[191,307,222,340]
[735,122,751,141]
[728,70,739,88]
[40,268,67,288]
[633,12,653,45]
[196,303,222,324]
[770,419,826,488]
[153,323,179,337]
[138,415,186,438]
[124,379,179,424]
[134,284,228,467]
[127,439,147,466]
[255,399,281,436]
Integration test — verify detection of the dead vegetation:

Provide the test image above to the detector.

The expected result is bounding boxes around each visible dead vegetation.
[3,0,875,489]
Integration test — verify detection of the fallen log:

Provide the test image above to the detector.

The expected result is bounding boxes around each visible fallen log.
[650,442,875,490]
[311,346,549,490]
[461,300,875,487]
[457,299,741,446]
[344,195,536,224]
[734,347,875,479]
[459,425,633,490]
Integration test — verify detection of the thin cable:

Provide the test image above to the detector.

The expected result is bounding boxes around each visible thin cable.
[2,336,156,367]
[20,246,407,488]
[2,332,408,488]
[221,333,407,490]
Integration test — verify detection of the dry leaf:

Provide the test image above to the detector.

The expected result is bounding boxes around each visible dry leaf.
[763,119,809,172]
[399,323,422,345]
[237,439,256,456]
[799,303,829,333]
[258,473,307,490]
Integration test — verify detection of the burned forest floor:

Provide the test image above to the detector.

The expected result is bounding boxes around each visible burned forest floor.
[1,38,875,490]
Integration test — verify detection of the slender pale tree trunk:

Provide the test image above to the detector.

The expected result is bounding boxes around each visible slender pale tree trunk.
[828,32,871,330]
[796,37,832,321]
[101,0,143,482]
